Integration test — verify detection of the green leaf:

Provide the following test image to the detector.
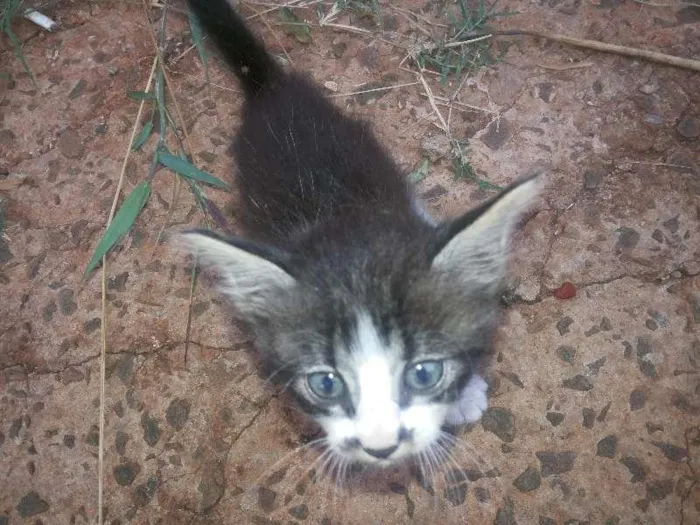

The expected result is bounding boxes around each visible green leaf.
[131,120,154,151]
[84,181,151,277]
[188,9,210,84]
[279,7,312,44]
[127,90,156,102]
[158,151,228,189]
[407,158,430,184]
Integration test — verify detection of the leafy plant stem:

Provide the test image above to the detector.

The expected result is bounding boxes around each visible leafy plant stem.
[97,52,157,525]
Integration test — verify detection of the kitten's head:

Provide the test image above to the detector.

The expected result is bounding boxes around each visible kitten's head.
[178,177,539,465]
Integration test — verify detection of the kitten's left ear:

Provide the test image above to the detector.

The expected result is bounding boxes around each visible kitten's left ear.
[431,175,542,290]
[175,230,296,318]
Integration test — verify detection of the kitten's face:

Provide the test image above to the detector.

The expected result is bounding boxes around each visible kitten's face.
[284,311,482,465]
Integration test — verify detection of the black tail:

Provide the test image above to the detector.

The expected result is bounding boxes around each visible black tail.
[187,0,281,97]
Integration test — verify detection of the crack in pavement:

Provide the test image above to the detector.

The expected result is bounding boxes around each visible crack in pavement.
[0,339,251,375]
[507,267,700,307]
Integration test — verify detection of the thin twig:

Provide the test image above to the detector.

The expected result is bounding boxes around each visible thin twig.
[243,0,320,7]
[329,81,419,98]
[632,0,700,7]
[169,42,197,65]
[320,22,371,34]
[400,64,441,78]
[144,1,211,365]
[142,5,195,156]
[97,55,158,525]
[419,92,496,115]
[621,160,695,170]
[498,29,700,73]
[418,74,448,132]
[183,257,198,365]
[439,33,492,51]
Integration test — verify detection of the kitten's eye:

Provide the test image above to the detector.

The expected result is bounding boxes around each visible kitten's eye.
[307,371,345,399]
[405,361,444,391]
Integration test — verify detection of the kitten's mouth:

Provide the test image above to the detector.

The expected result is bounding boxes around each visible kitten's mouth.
[337,441,410,465]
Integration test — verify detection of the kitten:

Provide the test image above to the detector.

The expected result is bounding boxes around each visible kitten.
[179,0,539,466]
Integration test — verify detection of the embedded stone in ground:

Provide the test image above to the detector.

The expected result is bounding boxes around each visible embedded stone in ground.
[536,451,577,477]
[481,407,516,443]
[562,375,594,391]
[546,412,565,426]
[620,456,647,483]
[513,466,541,492]
[165,398,191,430]
[16,491,49,518]
[140,413,161,446]
[114,461,141,486]
[596,435,617,458]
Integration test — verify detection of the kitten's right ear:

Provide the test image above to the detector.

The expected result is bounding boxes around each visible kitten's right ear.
[430,175,541,291]
[176,230,296,317]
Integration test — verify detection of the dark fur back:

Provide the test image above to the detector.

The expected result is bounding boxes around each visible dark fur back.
[187,0,418,247]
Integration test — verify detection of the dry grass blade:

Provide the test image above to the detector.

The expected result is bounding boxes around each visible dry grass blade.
[321,21,371,34]
[418,92,496,115]
[420,33,492,52]
[184,257,198,365]
[632,0,700,6]
[328,81,419,98]
[418,74,448,132]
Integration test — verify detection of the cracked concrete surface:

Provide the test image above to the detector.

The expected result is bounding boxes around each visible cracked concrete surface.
[1,0,699,523]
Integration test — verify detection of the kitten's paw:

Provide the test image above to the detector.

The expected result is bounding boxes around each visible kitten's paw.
[445,375,488,425]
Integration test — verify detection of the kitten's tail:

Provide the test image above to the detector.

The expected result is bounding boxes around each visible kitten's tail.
[187,0,281,97]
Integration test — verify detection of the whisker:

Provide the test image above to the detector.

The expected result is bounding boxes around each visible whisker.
[252,437,327,487]
[261,356,307,389]
[339,458,350,492]
[439,431,498,472]
[317,447,337,484]
[439,430,505,493]
[415,451,431,518]
[331,455,343,506]
[420,444,441,516]
[433,439,469,488]
[261,352,322,390]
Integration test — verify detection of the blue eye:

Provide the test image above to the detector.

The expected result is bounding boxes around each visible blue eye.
[405,361,444,391]
[307,371,345,399]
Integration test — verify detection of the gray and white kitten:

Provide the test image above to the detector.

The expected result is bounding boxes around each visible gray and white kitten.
[180,0,539,466]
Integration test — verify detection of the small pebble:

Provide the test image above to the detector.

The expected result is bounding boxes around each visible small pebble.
[323,80,339,92]
[554,282,576,300]
[677,115,700,140]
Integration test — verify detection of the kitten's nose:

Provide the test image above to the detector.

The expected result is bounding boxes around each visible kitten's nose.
[363,444,398,459]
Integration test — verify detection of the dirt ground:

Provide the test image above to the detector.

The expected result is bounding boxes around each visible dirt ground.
[1,0,700,524]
